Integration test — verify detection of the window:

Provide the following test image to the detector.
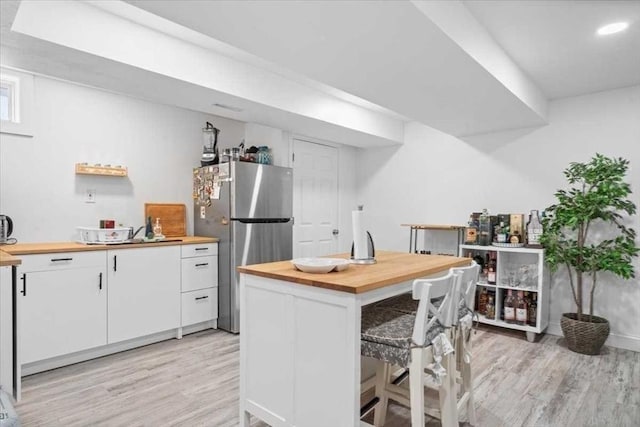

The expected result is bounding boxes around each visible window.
[0,68,33,137]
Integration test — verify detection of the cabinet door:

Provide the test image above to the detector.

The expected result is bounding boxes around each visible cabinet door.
[107,246,180,343]
[0,266,13,391]
[20,268,107,364]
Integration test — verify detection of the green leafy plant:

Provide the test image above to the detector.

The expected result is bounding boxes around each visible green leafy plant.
[540,154,639,321]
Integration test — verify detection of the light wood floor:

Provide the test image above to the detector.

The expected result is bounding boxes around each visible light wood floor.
[14,326,640,426]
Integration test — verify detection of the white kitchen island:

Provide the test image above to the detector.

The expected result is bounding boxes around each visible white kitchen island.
[237,251,470,427]
[0,250,21,400]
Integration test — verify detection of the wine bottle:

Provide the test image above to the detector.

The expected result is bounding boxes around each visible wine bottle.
[504,290,515,323]
[496,221,507,243]
[478,208,491,246]
[528,292,538,326]
[515,291,527,325]
[487,253,496,285]
[485,296,495,319]
[526,210,543,248]
[477,287,488,315]
[465,215,478,245]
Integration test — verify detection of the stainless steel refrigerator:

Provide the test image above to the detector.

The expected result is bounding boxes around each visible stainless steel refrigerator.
[194,161,293,333]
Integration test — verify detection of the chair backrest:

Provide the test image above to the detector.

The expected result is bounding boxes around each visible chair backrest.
[411,271,463,346]
[451,261,480,324]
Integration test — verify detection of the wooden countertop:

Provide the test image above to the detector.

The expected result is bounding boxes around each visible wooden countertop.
[237,251,471,294]
[2,236,218,256]
[0,250,21,267]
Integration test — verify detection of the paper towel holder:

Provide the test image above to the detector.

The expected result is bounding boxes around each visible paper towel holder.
[350,231,376,264]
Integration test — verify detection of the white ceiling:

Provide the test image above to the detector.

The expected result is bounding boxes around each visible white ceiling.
[1,1,638,146]
[122,0,548,136]
[464,0,640,99]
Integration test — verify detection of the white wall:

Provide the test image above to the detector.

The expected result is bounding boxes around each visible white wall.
[358,85,640,351]
[338,144,359,253]
[0,75,245,242]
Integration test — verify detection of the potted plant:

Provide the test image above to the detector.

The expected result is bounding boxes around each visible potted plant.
[540,154,638,355]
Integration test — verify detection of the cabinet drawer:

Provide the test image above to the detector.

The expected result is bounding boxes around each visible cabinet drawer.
[181,243,218,258]
[19,251,106,272]
[181,288,217,326]
[181,256,218,292]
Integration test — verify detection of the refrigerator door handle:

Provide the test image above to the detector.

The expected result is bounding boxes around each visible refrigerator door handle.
[233,218,292,224]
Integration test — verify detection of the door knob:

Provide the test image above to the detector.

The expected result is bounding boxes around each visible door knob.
[332,229,339,236]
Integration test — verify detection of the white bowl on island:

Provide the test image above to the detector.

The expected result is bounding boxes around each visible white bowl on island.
[291,258,350,273]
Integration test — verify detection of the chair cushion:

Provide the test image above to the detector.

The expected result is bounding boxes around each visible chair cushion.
[361,338,412,367]
[360,307,444,368]
[373,293,472,319]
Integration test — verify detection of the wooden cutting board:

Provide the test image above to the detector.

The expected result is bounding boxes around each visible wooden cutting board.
[144,203,186,237]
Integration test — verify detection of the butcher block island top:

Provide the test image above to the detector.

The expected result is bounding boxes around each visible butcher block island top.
[0,250,21,266]
[237,250,471,294]
[3,236,218,256]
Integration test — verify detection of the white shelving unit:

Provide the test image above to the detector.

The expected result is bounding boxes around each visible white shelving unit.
[459,244,549,342]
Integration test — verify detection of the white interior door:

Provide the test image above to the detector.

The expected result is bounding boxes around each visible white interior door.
[293,139,338,258]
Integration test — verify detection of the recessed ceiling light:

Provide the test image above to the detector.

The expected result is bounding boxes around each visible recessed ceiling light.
[597,22,629,36]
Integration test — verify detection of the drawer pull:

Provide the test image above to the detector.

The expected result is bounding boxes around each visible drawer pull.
[99,272,103,290]
[195,263,209,267]
[194,247,208,251]
[51,257,73,262]
[195,296,209,301]
[113,255,117,272]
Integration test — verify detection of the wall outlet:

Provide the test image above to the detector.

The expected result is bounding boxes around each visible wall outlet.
[200,206,206,219]
[85,189,96,203]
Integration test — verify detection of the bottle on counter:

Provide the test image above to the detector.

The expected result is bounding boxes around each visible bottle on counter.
[515,291,528,325]
[526,210,543,248]
[478,208,491,246]
[145,216,153,239]
[153,217,163,237]
[504,289,516,323]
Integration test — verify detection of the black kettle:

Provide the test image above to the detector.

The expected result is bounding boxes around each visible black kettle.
[0,214,13,244]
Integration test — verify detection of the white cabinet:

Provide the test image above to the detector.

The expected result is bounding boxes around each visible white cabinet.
[17,251,107,364]
[181,243,218,327]
[459,244,549,342]
[107,246,180,343]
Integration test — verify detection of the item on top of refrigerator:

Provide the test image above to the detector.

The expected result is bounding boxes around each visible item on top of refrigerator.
[201,121,220,166]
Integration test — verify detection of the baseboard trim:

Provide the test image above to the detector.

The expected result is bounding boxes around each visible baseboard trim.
[22,321,216,376]
[546,322,640,353]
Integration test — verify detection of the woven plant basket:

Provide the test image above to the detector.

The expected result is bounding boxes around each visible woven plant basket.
[560,313,610,355]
